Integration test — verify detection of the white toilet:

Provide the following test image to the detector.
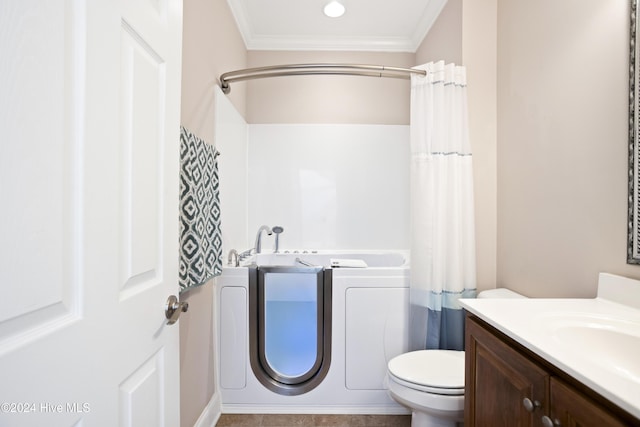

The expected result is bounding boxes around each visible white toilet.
[387,288,526,427]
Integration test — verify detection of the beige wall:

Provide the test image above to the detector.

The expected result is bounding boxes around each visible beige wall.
[462,0,498,291]
[179,0,246,426]
[246,50,414,124]
[496,0,639,297]
[181,0,247,136]
[415,0,462,65]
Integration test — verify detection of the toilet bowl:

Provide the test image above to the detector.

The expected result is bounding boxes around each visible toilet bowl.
[387,288,526,427]
[387,350,465,427]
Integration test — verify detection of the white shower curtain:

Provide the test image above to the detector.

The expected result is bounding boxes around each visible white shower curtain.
[409,61,477,351]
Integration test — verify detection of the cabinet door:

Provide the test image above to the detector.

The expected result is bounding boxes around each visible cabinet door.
[549,378,630,427]
[466,317,549,427]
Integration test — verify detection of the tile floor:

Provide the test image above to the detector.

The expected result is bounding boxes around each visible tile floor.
[216,414,411,427]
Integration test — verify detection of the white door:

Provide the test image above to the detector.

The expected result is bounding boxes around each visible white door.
[0,1,183,426]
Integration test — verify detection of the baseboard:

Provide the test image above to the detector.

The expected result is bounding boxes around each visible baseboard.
[193,392,222,427]
[220,404,410,415]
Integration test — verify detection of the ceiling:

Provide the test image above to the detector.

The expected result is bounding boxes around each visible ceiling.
[226,0,448,53]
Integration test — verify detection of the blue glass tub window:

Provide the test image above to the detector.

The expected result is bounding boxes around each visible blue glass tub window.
[263,272,318,379]
[249,265,332,395]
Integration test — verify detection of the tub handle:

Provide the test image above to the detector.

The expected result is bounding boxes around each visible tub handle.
[295,257,316,267]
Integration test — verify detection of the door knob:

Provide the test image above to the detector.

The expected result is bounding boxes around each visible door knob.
[165,295,189,325]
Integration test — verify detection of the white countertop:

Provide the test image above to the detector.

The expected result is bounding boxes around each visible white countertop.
[459,296,640,419]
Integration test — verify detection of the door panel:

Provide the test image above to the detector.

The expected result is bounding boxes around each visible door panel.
[550,378,628,427]
[220,286,247,390]
[119,21,164,298]
[119,349,166,427]
[345,287,409,390]
[465,317,548,427]
[0,0,82,354]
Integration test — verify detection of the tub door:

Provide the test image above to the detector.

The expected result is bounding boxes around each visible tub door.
[249,266,332,395]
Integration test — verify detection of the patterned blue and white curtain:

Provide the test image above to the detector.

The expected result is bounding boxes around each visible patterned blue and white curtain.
[409,61,477,351]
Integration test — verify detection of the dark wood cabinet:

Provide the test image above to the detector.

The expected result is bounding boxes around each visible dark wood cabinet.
[549,377,628,427]
[465,314,639,427]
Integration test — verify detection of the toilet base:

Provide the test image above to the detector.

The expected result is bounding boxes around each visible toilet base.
[411,410,463,427]
[386,376,463,427]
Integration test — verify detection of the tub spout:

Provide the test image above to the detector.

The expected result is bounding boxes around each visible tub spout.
[254,225,273,254]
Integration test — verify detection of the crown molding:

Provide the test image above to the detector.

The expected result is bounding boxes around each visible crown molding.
[226,0,253,49]
[410,0,448,51]
[246,35,417,53]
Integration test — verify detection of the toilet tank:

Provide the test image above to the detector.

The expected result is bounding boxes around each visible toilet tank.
[477,288,526,299]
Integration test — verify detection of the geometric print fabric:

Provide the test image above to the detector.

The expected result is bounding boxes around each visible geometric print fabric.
[179,126,222,293]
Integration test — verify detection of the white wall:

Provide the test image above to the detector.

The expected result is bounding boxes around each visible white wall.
[214,87,249,256]
[246,124,410,251]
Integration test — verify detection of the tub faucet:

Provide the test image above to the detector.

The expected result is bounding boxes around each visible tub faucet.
[227,249,239,267]
[238,248,254,262]
[254,225,273,254]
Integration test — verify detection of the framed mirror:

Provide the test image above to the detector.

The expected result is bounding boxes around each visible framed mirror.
[629,0,640,263]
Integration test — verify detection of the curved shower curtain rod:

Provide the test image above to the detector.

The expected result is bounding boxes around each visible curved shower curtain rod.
[218,63,426,94]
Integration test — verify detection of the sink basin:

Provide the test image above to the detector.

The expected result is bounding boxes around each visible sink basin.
[536,312,640,382]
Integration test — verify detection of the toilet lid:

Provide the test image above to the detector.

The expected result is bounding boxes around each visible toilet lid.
[388,350,465,394]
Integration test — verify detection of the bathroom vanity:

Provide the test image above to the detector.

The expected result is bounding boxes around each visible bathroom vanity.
[464,315,636,426]
[460,273,640,427]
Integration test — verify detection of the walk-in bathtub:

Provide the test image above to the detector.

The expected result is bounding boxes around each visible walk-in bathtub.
[215,250,410,414]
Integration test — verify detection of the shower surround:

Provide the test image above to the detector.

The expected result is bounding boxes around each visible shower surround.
[213,89,413,413]
[247,124,410,251]
[214,86,411,255]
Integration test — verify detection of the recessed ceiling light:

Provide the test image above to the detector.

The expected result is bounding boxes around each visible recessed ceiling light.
[324,0,345,18]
